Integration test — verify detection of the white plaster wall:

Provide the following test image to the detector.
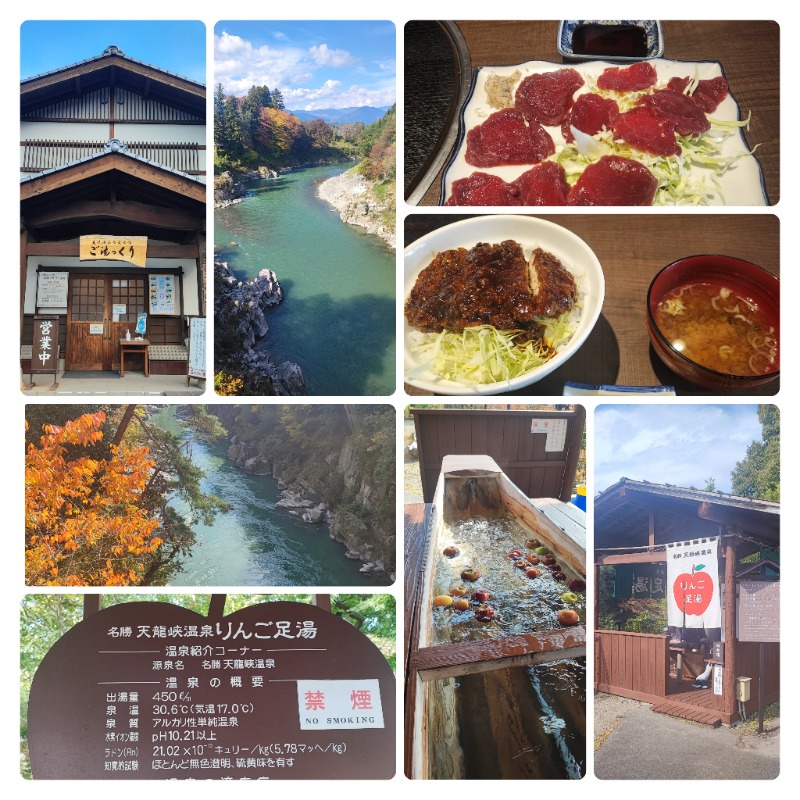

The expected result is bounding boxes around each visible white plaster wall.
[21,121,110,140]
[115,123,204,145]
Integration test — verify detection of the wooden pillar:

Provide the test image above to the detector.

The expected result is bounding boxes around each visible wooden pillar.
[83,595,102,618]
[20,226,29,340]
[648,509,656,548]
[313,595,331,613]
[594,563,600,629]
[722,528,738,719]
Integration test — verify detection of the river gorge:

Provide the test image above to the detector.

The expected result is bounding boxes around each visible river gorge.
[215,165,396,396]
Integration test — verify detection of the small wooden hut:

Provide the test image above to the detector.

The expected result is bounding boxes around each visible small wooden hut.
[594,479,779,726]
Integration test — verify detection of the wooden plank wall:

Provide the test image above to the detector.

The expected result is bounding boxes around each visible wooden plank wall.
[736,641,780,715]
[595,631,669,702]
[412,408,584,503]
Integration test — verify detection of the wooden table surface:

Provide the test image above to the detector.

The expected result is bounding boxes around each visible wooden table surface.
[410,20,779,205]
[403,213,779,396]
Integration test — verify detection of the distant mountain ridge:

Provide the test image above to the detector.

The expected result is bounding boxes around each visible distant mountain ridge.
[288,105,392,124]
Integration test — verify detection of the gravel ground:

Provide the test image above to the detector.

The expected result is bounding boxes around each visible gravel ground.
[594,691,647,750]
[404,459,424,504]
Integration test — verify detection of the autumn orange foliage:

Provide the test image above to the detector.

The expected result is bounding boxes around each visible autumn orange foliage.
[25,411,162,586]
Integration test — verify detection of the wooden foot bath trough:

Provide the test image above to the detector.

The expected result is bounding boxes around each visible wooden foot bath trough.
[406,455,586,779]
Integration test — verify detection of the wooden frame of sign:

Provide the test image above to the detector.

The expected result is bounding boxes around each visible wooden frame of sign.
[27,315,61,390]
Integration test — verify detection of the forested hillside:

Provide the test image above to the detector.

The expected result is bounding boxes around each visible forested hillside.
[214,82,395,175]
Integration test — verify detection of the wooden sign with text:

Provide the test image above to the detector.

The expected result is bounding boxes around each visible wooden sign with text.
[28,601,395,779]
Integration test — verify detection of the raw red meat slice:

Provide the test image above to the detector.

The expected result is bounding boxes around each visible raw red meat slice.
[515,68,584,126]
[666,76,729,113]
[510,162,569,205]
[567,155,658,206]
[597,61,657,92]
[639,89,710,136]
[466,107,555,167]
[445,172,522,206]
[561,92,620,142]
[613,106,680,156]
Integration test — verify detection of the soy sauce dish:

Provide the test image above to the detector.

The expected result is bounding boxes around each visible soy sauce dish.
[646,255,779,390]
[557,20,664,62]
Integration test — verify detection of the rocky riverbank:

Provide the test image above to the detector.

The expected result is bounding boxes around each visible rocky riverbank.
[214,261,306,395]
[317,167,396,249]
[225,434,394,581]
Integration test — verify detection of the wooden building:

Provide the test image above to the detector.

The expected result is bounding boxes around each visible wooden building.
[20,45,206,379]
[594,479,779,726]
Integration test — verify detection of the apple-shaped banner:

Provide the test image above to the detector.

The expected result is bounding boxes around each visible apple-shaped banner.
[28,601,395,779]
[672,564,714,616]
[666,538,721,628]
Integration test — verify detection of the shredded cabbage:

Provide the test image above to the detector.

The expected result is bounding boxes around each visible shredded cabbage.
[552,81,756,206]
[408,308,579,387]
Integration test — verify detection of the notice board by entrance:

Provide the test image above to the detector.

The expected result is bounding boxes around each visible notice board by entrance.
[28,600,395,779]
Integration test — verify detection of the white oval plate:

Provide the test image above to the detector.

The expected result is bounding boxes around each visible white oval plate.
[404,215,605,395]
[442,58,768,206]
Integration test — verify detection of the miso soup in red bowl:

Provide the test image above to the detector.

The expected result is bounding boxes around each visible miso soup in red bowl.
[646,255,779,390]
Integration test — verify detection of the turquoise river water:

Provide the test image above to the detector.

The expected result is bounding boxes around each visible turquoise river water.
[215,164,396,395]
[151,409,381,587]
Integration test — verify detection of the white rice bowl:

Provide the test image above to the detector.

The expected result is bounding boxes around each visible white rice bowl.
[404,215,605,395]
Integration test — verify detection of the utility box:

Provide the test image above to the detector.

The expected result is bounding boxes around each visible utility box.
[736,676,752,702]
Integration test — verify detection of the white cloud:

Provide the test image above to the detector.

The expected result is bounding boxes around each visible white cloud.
[214,30,315,95]
[310,43,356,68]
[214,29,395,108]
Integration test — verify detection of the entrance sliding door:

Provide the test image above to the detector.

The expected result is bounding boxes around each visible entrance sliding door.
[66,275,146,370]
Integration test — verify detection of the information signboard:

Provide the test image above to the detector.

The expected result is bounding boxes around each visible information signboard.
[149,274,177,315]
[36,273,69,308]
[188,317,206,379]
[28,600,395,779]
[737,580,780,643]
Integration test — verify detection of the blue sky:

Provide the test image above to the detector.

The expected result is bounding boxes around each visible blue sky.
[595,405,766,495]
[214,21,395,110]
[20,21,206,83]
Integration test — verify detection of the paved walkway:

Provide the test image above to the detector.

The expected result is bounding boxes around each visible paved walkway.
[595,693,780,780]
[21,371,205,397]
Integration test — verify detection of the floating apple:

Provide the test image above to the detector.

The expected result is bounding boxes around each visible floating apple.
[472,589,491,603]
[558,609,580,626]
[542,555,557,566]
[514,559,528,569]
[507,549,523,560]
[526,554,540,565]
[546,563,561,572]
[552,571,566,582]
[443,545,460,558]
[561,592,579,604]
[449,585,468,597]
[535,546,552,556]
[673,564,714,616]
[525,539,542,549]
[433,595,454,607]
[452,597,471,611]
[475,605,495,622]
[461,568,480,581]
[568,579,586,592]
[525,567,541,579]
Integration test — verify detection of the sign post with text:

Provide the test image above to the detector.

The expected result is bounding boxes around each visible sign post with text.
[28,600,395,779]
